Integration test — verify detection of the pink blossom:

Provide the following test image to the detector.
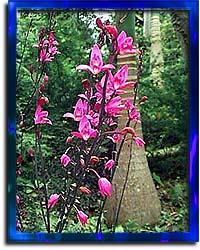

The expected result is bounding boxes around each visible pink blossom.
[134,137,145,147]
[16,195,20,204]
[77,210,88,227]
[71,116,97,141]
[104,159,115,170]
[108,128,121,143]
[105,96,124,116]
[60,154,71,167]
[34,105,52,125]
[117,31,141,55]
[48,194,59,208]
[76,44,115,75]
[95,74,114,101]
[87,110,99,127]
[129,109,140,123]
[109,65,136,92]
[63,99,88,122]
[105,25,118,40]
[98,177,112,197]
[124,97,134,110]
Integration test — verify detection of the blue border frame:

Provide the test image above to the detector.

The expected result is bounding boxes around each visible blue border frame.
[8,0,199,243]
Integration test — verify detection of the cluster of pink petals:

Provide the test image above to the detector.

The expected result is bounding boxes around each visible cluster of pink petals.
[134,137,145,147]
[105,96,124,116]
[34,105,52,125]
[63,98,88,122]
[117,31,141,55]
[60,154,71,167]
[77,210,88,227]
[98,177,112,197]
[129,109,140,123]
[33,31,60,63]
[104,159,115,170]
[76,44,115,75]
[71,115,97,141]
[108,128,121,143]
[48,194,60,208]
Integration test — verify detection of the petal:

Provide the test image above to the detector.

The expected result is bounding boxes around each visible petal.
[117,31,126,46]
[76,65,93,73]
[71,132,83,139]
[90,44,103,70]
[63,113,75,119]
[101,64,115,71]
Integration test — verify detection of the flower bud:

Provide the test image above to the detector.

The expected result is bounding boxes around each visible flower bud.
[28,148,34,157]
[16,169,21,176]
[77,210,88,227]
[65,136,73,144]
[29,64,34,74]
[80,158,85,167]
[38,96,49,106]
[141,96,148,102]
[121,127,135,136]
[17,155,23,165]
[44,73,49,83]
[105,25,118,40]
[79,186,92,194]
[40,84,45,92]
[89,156,99,165]
[19,120,24,129]
[82,79,90,90]
[96,18,104,29]
[16,195,20,204]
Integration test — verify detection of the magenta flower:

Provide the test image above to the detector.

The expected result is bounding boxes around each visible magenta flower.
[104,159,115,170]
[95,74,114,101]
[129,109,140,123]
[117,31,140,55]
[134,137,145,147]
[109,65,136,93]
[60,154,71,167]
[76,44,115,75]
[71,115,97,141]
[34,105,52,125]
[48,194,59,208]
[124,97,134,110]
[98,177,112,197]
[108,128,121,143]
[16,195,20,204]
[77,210,88,227]
[63,98,87,122]
[105,96,124,116]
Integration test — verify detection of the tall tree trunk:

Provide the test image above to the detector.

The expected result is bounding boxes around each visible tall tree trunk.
[150,11,164,86]
[105,12,161,228]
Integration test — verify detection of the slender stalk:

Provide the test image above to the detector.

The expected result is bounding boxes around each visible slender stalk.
[112,137,134,232]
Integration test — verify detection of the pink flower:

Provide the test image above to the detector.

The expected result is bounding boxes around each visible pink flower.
[60,154,71,167]
[34,105,52,125]
[76,44,115,75]
[134,137,145,147]
[77,210,88,227]
[124,97,134,110]
[108,128,121,143]
[98,177,112,197]
[117,31,140,55]
[129,109,140,123]
[105,96,124,116]
[109,65,136,92]
[63,99,87,122]
[16,195,20,204]
[71,116,97,141]
[48,194,59,208]
[104,159,115,170]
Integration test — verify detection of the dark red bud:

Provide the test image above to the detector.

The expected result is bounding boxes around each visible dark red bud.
[96,18,104,29]
[40,84,45,92]
[89,156,99,165]
[17,155,23,165]
[141,96,148,102]
[94,102,101,112]
[29,65,34,74]
[82,79,91,90]
[44,73,49,83]
[65,136,73,144]
[38,97,49,106]
[16,169,21,176]
[105,25,118,40]
[28,149,34,157]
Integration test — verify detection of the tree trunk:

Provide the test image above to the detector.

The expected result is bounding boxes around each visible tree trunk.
[150,12,164,86]
[105,53,161,227]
